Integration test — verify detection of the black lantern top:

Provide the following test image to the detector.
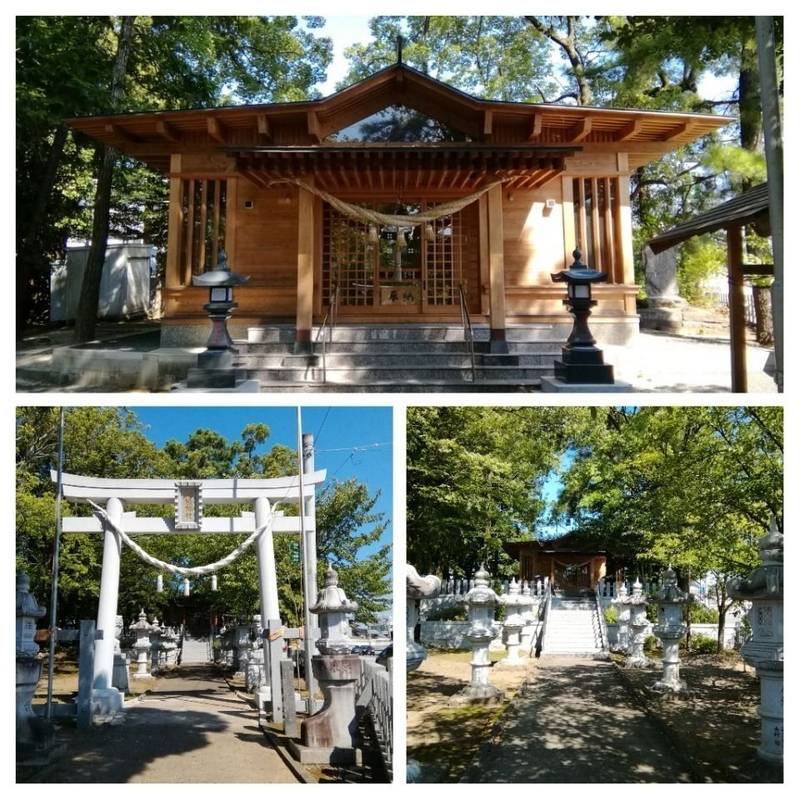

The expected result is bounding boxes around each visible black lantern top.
[192,250,250,288]
[551,248,608,285]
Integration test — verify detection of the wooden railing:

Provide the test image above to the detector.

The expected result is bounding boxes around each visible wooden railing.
[314,282,339,383]
[458,283,477,383]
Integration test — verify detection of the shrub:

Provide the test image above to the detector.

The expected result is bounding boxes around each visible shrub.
[689,633,718,654]
[604,606,618,625]
[644,634,661,653]
[687,603,719,624]
[646,602,660,623]
[676,236,726,304]
[425,605,467,622]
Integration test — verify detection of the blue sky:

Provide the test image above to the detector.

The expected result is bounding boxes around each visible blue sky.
[130,406,393,558]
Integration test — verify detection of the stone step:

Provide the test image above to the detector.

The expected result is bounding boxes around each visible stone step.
[245,324,568,344]
[241,353,558,369]
[249,380,544,393]
[238,341,562,356]
[245,365,552,383]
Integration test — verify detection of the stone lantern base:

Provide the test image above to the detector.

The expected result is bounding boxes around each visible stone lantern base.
[17,656,55,761]
[755,658,783,764]
[450,683,503,705]
[289,654,362,765]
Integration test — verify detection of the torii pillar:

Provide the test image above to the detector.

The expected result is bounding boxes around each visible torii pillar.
[255,496,280,700]
[93,497,125,715]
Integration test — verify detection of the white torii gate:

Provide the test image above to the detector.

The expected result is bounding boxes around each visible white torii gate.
[51,464,326,717]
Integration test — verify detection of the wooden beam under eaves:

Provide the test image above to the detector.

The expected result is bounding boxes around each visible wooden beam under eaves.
[104,123,139,143]
[662,121,696,142]
[528,114,543,140]
[483,110,493,139]
[256,114,271,141]
[207,117,226,144]
[566,117,592,143]
[307,111,322,143]
[155,120,181,143]
[616,118,643,142]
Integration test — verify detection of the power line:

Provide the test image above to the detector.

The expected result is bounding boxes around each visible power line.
[313,407,332,448]
[317,441,392,453]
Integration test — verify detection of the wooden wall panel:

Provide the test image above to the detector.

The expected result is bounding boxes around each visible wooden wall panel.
[232,184,299,300]
[501,184,566,288]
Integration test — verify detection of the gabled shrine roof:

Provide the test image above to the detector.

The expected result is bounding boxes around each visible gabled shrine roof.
[67,62,734,173]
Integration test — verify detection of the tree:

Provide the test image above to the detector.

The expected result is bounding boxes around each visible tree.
[407,406,585,578]
[554,406,782,651]
[17,17,333,331]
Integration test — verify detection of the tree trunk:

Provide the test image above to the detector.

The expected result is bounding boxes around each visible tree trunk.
[738,35,762,189]
[752,284,774,344]
[17,125,69,332]
[716,607,726,654]
[73,16,135,343]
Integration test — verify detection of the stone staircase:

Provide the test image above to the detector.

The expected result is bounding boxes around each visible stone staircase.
[180,634,212,665]
[542,595,605,655]
[233,324,560,392]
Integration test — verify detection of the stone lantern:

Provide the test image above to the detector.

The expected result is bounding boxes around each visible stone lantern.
[112,615,130,693]
[130,609,154,679]
[650,566,690,693]
[149,616,164,673]
[548,248,614,384]
[727,519,783,764]
[16,573,49,757]
[406,564,441,672]
[619,578,650,668]
[452,565,501,703]
[518,581,536,654]
[497,578,528,667]
[406,564,442,783]
[295,565,361,765]
[612,581,631,653]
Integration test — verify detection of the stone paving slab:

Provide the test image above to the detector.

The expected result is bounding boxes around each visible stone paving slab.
[20,666,298,783]
[462,656,694,783]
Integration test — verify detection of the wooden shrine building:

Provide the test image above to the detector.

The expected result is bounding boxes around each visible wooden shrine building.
[68,61,730,350]
[505,532,621,592]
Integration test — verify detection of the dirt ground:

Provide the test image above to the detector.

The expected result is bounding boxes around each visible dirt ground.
[614,652,782,783]
[407,649,532,783]
[34,658,159,704]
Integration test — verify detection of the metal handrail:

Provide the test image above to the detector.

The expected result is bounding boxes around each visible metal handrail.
[457,283,477,383]
[595,585,609,653]
[314,282,339,383]
[535,582,552,658]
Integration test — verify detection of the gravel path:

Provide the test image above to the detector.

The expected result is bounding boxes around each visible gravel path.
[463,656,693,783]
[24,666,298,783]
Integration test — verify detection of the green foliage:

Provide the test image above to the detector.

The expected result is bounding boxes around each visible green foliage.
[689,633,718,654]
[17,16,333,326]
[603,606,618,625]
[644,634,661,653]
[16,407,389,627]
[425,605,467,622]
[676,236,726,303]
[407,406,588,578]
[687,603,719,624]
[646,602,660,624]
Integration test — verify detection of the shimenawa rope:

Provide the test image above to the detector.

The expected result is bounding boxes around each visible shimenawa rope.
[87,499,270,577]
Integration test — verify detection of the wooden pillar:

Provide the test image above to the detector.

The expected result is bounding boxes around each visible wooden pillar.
[561,176,575,269]
[614,175,635,285]
[165,154,183,289]
[478,193,490,314]
[487,183,507,352]
[727,224,748,392]
[296,183,315,353]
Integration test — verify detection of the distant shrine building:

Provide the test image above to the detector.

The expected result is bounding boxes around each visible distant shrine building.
[68,62,728,349]
[505,533,620,592]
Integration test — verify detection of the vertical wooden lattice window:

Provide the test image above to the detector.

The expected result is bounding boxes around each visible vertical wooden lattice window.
[323,204,373,306]
[425,213,462,306]
[181,179,227,284]
[573,178,618,281]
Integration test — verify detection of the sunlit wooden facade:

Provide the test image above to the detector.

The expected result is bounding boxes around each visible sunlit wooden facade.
[69,62,730,347]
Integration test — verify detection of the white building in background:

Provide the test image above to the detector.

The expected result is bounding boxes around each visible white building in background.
[50,241,157,322]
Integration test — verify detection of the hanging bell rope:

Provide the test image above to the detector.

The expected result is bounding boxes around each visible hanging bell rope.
[87,499,271,577]
[268,177,505,228]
